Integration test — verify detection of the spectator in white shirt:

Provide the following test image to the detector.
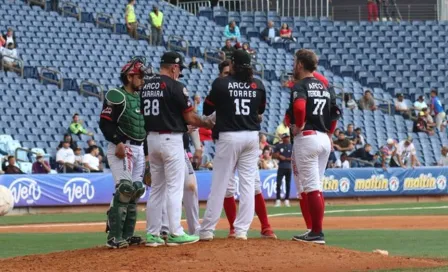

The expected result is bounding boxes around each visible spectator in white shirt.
[413,95,428,116]
[438,146,448,166]
[2,28,16,48]
[1,42,19,70]
[392,136,419,168]
[354,127,366,149]
[336,153,350,169]
[260,21,280,43]
[82,145,103,172]
[56,141,76,173]
[395,93,411,119]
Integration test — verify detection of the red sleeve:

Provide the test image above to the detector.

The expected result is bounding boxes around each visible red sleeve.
[313,72,329,88]
[293,99,306,128]
[284,112,291,126]
[329,120,337,134]
[287,81,294,88]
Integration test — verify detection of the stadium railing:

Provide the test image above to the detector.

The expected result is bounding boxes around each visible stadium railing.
[252,60,265,80]
[79,81,105,102]
[27,0,46,10]
[204,48,226,63]
[63,162,91,173]
[96,12,116,33]
[177,0,211,15]
[39,67,63,89]
[331,4,438,21]
[61,1,82,21]
[167,35,190,56]
[1,55,24,78]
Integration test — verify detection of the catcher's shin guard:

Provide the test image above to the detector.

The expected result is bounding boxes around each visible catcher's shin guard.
[122,181,145,241]
[107,179,135,241]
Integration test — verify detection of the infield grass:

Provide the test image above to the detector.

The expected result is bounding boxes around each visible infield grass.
[1,202,448,226]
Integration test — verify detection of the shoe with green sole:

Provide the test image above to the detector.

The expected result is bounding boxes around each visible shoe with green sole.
[145,234,165,247]
[166,234,200,246]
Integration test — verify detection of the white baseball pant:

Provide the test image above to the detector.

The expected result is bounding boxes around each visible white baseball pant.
[107,142,145,184]
[161,151,200,235]
[293,131,331,193]
[225,168,262,197]
[435,112,446,130]
[200,131,259,237]
[145,132,186,236]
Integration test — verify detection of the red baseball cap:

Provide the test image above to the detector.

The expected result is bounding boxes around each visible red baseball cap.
[121,61,144,76]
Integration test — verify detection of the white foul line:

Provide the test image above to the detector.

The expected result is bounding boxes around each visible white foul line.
[0,206,447,229]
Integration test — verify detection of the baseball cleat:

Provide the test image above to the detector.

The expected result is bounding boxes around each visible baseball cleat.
[284,200,291,207]
[106,238,129,249]
[261,228,277,239]
[166,234,200,246]
[227,229,236,238]
[292,232,325,245]
[126,236,144,246]
[145,234,165,247]
[275,200,281,207]
[235,233,248,240]
[200,232,214,241]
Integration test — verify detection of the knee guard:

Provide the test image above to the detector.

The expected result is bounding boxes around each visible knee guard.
[131,181,145,202]
[107,179,134,240]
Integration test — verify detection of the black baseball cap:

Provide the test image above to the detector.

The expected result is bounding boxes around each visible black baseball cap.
[281,133,290,138]
[231,50,251,68]
[160,51,187,70]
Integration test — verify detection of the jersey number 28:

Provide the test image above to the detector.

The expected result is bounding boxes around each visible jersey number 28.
[143,99,160,116]
[313,99,326,115]
[234,98,250,115]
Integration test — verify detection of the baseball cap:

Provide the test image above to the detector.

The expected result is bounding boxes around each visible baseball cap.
[36,153,43,158]
[405,136,413,143]
[160,51,187,70]
[231,50,252,68]
[387,138,395,145]
[281,133,290,138]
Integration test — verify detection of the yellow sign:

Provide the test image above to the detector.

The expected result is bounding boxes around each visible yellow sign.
[322,176,339,192]
[355,175,388,191]
[404,174,436,190]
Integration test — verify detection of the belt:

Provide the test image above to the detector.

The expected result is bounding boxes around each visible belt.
[121,136,143,146]
[302,130,317,136]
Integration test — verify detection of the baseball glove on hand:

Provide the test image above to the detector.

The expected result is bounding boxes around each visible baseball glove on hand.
[143,162,152,187]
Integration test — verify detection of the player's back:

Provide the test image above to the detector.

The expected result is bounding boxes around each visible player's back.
[209,75,266,133]
[140,74,190,133]
[292,77,336,133]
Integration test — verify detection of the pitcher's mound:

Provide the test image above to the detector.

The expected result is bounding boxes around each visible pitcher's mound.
[1,239,446,272]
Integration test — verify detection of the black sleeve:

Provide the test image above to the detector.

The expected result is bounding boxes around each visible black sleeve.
[173,83,194,114]
[99,101,123,145]
[291,82,308,103]
[258,80,267,114]
[203,78,219,116]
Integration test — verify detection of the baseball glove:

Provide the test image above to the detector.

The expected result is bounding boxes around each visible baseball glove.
[143,162,152,187]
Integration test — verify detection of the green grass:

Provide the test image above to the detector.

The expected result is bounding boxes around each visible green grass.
[1,202,448,226]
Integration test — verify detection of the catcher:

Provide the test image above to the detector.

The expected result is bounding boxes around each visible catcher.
[99,57,152,249]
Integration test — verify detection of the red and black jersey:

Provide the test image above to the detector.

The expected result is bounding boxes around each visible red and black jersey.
[140,74,193,133]
[289,77,337,133]
[204,75,266,133]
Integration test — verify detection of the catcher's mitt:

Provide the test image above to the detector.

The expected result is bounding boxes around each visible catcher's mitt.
[143,162,152,187]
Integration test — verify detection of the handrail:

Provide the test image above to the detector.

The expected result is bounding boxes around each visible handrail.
[332,84,346,109]
[252,61,265,80]
[79,81,104,102]
[61,1,81,21]
[375,97,392,116]
[28,0,46,10]
[39,67,63,89]
[348,157,375,167]
[63,162,91,173]
[14,147,39,163]
[1,55,24,78]
[96,12,116,33]
[177,0,211,15]
[204,48,225,63]
[167,35,189,56]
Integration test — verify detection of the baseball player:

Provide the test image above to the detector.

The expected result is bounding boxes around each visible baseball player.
[288,49,340,245]
[141,51,213,247]
[285,71,331,234]
[99,57,150,249]
[200,50,267,241]
[216,60,276,239]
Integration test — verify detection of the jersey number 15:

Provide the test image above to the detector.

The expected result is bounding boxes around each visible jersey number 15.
[234,98,250,116]
[143,99,160,116]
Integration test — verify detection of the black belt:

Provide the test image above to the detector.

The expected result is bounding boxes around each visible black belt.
[121,137,143,146]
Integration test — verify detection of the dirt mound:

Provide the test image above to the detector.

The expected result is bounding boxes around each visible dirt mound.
[1,239,446,272]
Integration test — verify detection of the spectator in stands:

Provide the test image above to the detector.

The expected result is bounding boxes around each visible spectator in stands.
[1,42,19,71]
[273,133,292,207]
[50,0,59,12]
[69,113,94,137]
[2,28,16,48]
[327,151,337,168]
[242,43,256,57]
[86,139,106,167]
[332,128,341,141]
[32,153,51,174]
[354,127,366,149]
[413,95,428,116]
[336,153,350,168]
[83,145,103,173]
[224,20,240,41]
[394,93,411,119]
[279,23,296,42]
[345,124,355,140]
[260,21,279,43]
[56,140,76,173]
[74,147,83,166]
[2,156,24,174]
[437,146,448,166]
[218,60,230,77]
[430,89,446,131]
[367,0,379,22]
[391,136,419,168]
[333,132,355,152]
[413,111,435,136]
[188,56,203,71]
[349,144,376,167]
[193,93,203,115]
[344,93,358,110]
[377,138,396,169]
[125,0,138,39]
[260,148,278,170]
[221,39,236,60]
[58,133,78,151]
[358,90,377,111]
[274,118,289,144]
[384,0,399,21]
[259,134,269,151]
[149,5,164,46]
